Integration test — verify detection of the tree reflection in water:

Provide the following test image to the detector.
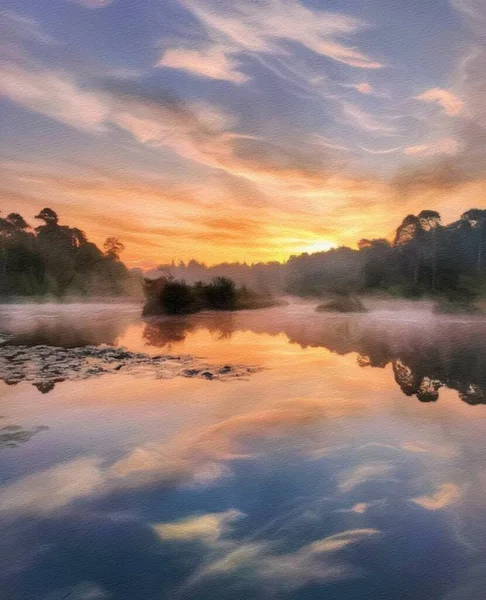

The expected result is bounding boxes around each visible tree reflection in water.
[143,313,235,348]
[1,303,486,404]
[143,310,486,404]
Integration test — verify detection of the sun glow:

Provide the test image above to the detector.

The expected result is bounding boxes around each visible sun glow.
[297,240,338,255]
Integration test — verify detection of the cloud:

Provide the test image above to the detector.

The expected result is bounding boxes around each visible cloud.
[404,138,462,156]
[355,83,373,94]
[1,11,58,45]
[69,0,115,8]
[338,462,396,493]
[200,543,268,575]
[310,134,350,152]
[411,483,462,510]
[158,44,249,83]
[450,1,486,169]
[0,63,338,192]
[345,82,376,95]
[0,457,104,515]
[391,156,470,193]
[159,0,382,83]
[401,441,457,458]
[0,63,110,131]
[109,398,346,487]
[308,529,381,552]
[360,145,402,155]
[192,527,381,591]
[184,0,380,66]
[340,81,390,100]
[414,88,464,116]
[450,0,486,22]
[335,501,375,514]
[153,509,244,544]
[340,101,398,134]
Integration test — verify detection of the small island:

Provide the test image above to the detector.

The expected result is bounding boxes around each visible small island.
[142,275,277,316]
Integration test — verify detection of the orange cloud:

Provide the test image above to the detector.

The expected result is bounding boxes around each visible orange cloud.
[3,156,485,268]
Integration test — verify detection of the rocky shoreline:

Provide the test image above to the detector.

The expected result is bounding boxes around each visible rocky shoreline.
[0,343,260,392]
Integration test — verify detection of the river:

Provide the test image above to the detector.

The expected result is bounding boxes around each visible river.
[1,301,486,600]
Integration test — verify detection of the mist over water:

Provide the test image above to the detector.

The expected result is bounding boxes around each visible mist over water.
[1,302,486,600]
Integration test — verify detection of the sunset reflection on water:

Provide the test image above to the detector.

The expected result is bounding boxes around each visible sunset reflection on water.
[1,303,486,600]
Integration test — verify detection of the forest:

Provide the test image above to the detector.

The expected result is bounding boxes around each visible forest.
[0,208,140,298]
[153,209,486,304]
[1,208,485,304]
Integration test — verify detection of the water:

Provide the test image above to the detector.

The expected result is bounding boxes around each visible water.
[1,302,486,600]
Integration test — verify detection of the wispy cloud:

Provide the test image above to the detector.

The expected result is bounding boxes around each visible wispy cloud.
[411,483,461,510]
[0,62,337,192]
[0,63,109,131]
[338,462,396,493]
[158,44,249,83]
[341,81,389,98]
[340,101,399,134]
[183,527,380,593]
[110,398,337,486]
[1,10,58,45]
[158,0,383,85]
[350,82,374,94]
[0,457,104,515]
[154,510,244,544]
[404,137,462,156]
[450,0,486,22]
[69,0,115,8]
[414,88,464,116]
[360,145,402,155]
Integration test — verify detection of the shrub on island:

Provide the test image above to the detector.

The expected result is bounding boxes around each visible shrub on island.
[143,276,277,316]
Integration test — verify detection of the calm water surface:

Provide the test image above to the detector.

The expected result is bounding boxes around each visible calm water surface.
[1,302,486,600]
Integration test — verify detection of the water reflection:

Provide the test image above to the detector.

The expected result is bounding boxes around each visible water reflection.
[0,303,138,348]
[0,431,476,600]
[0,305,250,393]
[142,309,486,405]
[143,313,235,349]
[0,423,48,448]
[1,304,486,599]
[2,304,486,404]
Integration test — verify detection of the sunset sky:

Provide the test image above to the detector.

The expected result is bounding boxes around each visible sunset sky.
[1,0,486,268]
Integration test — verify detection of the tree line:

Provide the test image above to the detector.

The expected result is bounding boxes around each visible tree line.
[156,208,486,304]
[0,208,138,298]
[286,209,486,301]
[1,207,485,302]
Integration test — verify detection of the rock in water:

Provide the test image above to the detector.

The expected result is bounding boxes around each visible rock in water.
[316,296,367,313]
[0,344,261,392]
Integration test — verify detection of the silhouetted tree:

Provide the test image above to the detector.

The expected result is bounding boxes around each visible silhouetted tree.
[103,237,125,260]
[461,209,486,274]
[35,207,58,225]
[0,208,134,298]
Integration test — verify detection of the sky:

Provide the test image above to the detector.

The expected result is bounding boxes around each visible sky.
[1,0,486,268]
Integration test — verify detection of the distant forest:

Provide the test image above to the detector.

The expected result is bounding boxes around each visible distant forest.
[0,208,140,298]
[1,207,485,301]
[155,209,486,302]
